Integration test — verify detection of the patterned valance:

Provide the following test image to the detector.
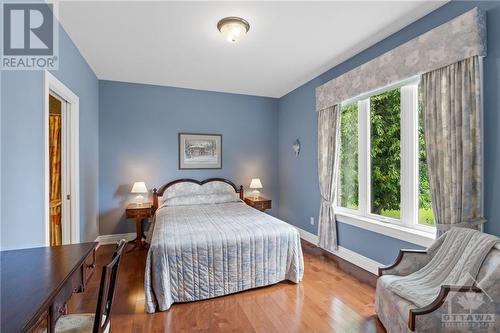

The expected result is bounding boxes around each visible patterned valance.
[316,8,486,112]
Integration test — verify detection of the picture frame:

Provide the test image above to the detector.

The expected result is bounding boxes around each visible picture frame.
[178,133,222,169]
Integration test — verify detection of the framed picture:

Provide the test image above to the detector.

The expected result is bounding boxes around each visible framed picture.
[178,133,222,169]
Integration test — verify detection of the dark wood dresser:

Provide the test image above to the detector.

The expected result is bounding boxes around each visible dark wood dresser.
[0,242,97,333]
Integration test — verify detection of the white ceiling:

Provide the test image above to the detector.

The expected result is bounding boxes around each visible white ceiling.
[58,1,446,98]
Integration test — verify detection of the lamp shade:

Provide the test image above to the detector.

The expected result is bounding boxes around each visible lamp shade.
[249,178,263,189]
[131,182,148,194]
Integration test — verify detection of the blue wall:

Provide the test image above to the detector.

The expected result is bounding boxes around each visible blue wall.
[99,81,278,235]
[278,1,500,265]
[0,22,99,250]
[2,0,499,265]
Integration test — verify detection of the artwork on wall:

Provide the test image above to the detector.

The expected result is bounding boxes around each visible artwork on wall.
[178,133,222,169]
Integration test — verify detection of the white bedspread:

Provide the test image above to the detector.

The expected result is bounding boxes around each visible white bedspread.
[144,201,304,312]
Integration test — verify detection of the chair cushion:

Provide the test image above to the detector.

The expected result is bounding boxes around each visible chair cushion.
[376,275,417,333]
[55,313,109,333]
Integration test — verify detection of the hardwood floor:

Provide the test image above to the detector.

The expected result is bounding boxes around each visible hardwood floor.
[67,241,386,333]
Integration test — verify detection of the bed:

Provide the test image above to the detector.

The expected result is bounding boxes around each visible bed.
[144,178,304,313]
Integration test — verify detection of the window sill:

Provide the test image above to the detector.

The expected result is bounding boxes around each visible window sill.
[335,212,435,248]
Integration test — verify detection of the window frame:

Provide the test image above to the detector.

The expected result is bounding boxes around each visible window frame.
[336,75,435,235]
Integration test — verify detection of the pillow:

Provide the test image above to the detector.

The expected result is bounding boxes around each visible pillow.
[163,182,236,199]
[162,193,240,207]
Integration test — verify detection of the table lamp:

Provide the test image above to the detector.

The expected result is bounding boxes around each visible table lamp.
[131,181,148,206]
[249,178,263,199]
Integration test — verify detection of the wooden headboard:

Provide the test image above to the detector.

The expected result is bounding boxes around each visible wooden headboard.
[152,178,244,212]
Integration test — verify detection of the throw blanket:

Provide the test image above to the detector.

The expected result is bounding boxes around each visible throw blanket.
[144,201,304,313]
[387,228,499,307]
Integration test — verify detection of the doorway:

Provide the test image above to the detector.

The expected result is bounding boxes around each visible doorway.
[44,71,80,246]
[48,94,64,245]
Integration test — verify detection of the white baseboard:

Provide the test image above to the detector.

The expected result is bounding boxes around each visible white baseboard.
[330,246,382,275]
[95,232,135,247]
[297,228,319,245]
[295,227,382,275]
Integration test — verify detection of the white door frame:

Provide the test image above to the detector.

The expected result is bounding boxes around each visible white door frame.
[44,70,80,245]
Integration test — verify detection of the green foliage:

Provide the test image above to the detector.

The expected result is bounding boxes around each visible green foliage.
[370,89,401,215]
[339,103,359,209]
[339,87,434,225]
[418,101,433,213]
[381,208,434,225]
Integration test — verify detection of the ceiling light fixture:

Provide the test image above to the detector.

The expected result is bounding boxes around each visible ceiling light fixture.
[217,17,250,43]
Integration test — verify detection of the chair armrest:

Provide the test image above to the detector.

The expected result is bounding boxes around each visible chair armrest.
[378,249,429,277]
[408,285,483,331]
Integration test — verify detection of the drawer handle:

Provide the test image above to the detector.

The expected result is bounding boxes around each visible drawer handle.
[59,304,68,315]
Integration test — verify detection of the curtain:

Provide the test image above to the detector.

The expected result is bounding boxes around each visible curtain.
[49,114,62,246]
[421,56,484,237]
[318,105,341,251]
[316,8,486,112]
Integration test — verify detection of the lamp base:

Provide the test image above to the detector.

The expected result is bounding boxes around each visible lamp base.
[135,194,144,206]
[252,190,260,200]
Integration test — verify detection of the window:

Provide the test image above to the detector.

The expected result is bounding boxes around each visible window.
[336,77,435,232]
[370,89,401,219]
[339,102,359,210]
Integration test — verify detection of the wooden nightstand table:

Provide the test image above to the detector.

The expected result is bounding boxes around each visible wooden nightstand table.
[244,197,272,212]
[125,202,153,252]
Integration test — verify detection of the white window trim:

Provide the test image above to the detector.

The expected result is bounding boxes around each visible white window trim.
[336,211,435,248]
[358,99,370,218]
[337,75,436,244]
[400,84,419,229]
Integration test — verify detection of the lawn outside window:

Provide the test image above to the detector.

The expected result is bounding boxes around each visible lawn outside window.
[336,76,435,237]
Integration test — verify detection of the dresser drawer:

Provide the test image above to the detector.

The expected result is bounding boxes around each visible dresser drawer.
[126,208,151,218]
[70,266,84,293]
[244,198,272,211]
[83,249,96,288]
[254,202,265,210]
[51,281,72,328]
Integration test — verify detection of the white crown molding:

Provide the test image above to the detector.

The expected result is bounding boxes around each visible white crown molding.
[294,227,382,275]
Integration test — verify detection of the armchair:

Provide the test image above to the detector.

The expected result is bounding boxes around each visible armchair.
[376,245,500,332]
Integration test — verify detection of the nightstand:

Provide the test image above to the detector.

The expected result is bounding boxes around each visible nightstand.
[125,202,153,252]
[244,197,272,212]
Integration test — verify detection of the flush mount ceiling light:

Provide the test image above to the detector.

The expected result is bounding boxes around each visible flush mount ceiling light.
[217,17,250,43]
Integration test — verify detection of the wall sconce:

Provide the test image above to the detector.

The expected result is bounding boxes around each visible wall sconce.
[292,139,300,157]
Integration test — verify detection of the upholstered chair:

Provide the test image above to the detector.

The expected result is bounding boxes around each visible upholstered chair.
[376,243,500,332]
